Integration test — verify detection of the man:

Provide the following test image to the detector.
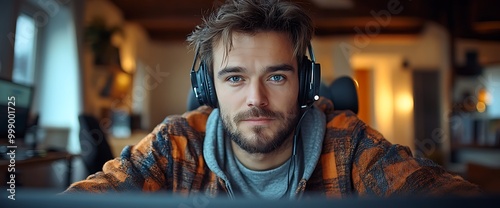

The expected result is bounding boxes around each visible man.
[64,0,480,199]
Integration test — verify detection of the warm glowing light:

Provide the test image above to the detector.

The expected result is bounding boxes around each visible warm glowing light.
[113,72,131,97]
[353,78,359,88]
[121,57,136,74]
[111,33,124,47]
[478,88,491,104]
[476,102,486,113]
[396,93,414,113]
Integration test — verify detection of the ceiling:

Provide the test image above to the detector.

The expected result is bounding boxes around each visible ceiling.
[108,0,500,41]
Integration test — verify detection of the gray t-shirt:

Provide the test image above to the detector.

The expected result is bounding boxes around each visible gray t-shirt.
[203,106,325,199]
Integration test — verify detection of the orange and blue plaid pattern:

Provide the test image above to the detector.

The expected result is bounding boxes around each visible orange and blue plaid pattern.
[64,98,481,197]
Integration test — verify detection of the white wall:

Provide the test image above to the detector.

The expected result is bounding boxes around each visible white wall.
[37,1,82,153]
[312,23,451,153]
[147,41,194,127]
[121,23,151,129]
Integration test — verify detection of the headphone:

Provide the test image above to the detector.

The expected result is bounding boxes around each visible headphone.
[190,42,321,109]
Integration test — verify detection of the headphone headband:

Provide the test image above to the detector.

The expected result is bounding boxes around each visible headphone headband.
[307,43,316,62]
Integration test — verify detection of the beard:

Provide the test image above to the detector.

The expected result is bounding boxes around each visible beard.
[221,106,300,154]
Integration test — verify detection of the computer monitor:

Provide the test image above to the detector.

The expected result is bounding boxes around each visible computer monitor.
[0,78,33,145]
[3,189,499,208]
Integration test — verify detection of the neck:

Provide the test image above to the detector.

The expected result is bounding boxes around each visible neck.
[231,134,294,171]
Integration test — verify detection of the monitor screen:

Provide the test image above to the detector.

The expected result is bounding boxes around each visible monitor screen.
[0,79,33,144]
[5,189,500,208]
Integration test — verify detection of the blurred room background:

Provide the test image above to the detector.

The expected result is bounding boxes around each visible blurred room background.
[0,0,499,194]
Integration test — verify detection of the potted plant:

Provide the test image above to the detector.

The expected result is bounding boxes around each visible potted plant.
[84,17,123,66]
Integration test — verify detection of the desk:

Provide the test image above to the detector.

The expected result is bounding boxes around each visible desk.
[0,151,74,187]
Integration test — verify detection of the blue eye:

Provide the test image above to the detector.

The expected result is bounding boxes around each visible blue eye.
[227,76,242,83]
[269,75,285,82]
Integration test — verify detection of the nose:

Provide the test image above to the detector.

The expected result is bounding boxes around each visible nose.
[246,80,268,107]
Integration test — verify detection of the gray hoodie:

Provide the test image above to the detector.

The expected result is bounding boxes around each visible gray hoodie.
[203,106,326,199]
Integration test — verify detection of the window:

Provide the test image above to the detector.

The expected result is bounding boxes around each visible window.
[12,13,37,86]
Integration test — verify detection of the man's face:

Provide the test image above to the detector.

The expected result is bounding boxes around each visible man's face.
[213,31,300,154]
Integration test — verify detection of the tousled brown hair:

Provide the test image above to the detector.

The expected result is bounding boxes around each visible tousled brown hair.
[187,0,314,73]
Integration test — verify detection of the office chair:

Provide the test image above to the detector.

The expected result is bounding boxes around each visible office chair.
[78,114,114,174]
[328,76,359,114]
[319,81,334,103]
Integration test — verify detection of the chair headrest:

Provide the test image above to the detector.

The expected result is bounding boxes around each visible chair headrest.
[319,81,334,103]
[328,76,359,114]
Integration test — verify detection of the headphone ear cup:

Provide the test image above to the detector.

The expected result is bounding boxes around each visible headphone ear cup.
[198,61,218,108]
[311,61,321,103]
[298,56,321,108]
[298,56,311,107]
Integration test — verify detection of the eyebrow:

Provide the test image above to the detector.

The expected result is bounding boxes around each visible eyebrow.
[217,66,246,79]
[217,64,295,79]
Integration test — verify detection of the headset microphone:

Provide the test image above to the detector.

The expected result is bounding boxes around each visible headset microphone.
[281,44,320,198]
[285,105,313,197]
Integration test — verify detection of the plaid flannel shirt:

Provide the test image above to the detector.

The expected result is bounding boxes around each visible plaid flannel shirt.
[64,98,480,197]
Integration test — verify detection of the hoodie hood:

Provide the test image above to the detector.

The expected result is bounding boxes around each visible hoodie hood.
[203,106,326,199]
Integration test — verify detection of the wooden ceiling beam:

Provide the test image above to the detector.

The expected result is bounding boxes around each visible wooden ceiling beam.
[107,0,500,42]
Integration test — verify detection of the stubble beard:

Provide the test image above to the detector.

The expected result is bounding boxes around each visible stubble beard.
[221,106,300,154]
